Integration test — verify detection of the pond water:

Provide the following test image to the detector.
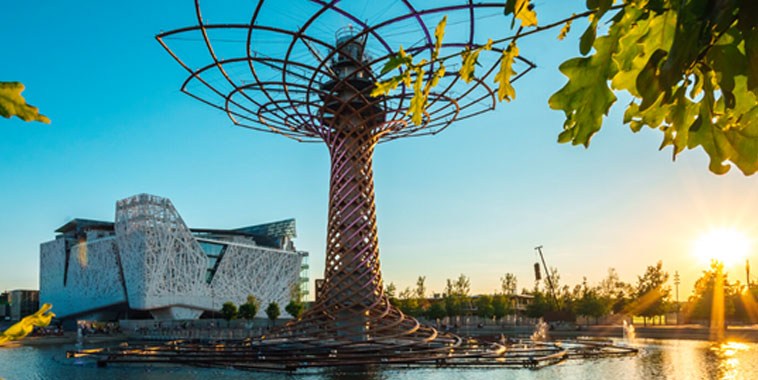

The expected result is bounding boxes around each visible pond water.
[1,339,757,380]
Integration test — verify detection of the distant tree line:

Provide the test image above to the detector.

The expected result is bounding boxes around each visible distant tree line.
[385,261,683,326]
[386,273,516,323]
[218,260,756,327]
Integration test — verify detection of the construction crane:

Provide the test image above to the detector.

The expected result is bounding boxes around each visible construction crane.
[535,245,558,308]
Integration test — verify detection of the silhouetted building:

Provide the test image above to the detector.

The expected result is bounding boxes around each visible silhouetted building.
[0,291,10,320]
[8,289,39,321]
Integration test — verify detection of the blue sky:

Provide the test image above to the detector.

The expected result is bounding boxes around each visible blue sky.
[2,1,757,299]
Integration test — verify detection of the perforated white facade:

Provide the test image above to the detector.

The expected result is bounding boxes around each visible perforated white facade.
[39,194,307,320]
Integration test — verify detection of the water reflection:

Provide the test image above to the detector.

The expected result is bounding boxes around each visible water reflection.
[709,341,750,380]
[3,340,758,379]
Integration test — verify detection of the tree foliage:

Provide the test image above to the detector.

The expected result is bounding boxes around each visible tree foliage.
[552,0,758,175]
[426,301,447,321]
[574,278,612,324]
[0,82,49,124]
[238,302,258,320]
[415,276,430,312]
[238,294,260,320]
[634,260,671,320]
[374,0,758,175]
[474,295,495,318]
[501,273,518,295]
[385,282,397,303]
[285,300,306,319]
[525,291,550,318]
[246,294,260,308]
[396,286,420,316]
[441,274,472,318]
[221,302,237,323]
[266,302,280,322]
[686,261,737,321]
[492,294,512,321]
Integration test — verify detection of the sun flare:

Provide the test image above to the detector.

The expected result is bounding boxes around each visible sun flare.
[693,229,751,265]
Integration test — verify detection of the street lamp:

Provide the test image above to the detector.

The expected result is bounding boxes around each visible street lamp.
[674,271,680,325]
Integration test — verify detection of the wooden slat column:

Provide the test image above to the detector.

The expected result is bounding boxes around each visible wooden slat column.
[321,120,383,339]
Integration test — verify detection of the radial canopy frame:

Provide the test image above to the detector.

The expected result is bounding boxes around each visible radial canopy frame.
[156,0,535,143]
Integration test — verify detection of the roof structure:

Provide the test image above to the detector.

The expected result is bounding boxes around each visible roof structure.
[54,218,114,235]
[234,218,296,239]
[55,215,296,243]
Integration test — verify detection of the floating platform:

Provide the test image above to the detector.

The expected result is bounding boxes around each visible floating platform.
[67,335,638,372]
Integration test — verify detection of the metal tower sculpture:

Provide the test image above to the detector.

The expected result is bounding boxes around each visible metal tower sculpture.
[68,1,642,370]
[156,0,534,361]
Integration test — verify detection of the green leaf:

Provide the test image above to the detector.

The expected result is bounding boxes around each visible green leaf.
[684,73,758,175]
[549,9,639,147]
[380,46,413,75]
[737,0,758,92]
[707,41,746,109]
[635,49,668,111]
[579,15,598,55]
[0,82,50,123]
[665,87,698,156]
[579,0,613,55]
[657,0,712,88]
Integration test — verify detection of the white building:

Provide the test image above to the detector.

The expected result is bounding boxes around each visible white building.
[39,194,308,320]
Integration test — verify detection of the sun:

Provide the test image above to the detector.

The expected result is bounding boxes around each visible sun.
[693,228,751,265]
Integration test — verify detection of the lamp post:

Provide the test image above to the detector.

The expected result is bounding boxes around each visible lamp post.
[747,259,751,288]
[673,271,680,325]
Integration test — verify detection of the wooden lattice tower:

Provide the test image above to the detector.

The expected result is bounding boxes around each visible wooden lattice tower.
[154,0,535,355]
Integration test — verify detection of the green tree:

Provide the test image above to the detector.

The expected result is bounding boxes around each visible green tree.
[415,276,430,313]
[454,274,471,295]
[426,301,447,321]
[221,302,237,326]
[501,273,517,295]
[443,275,471,318]
[284,283,306,319]
[599,268,621,298]
[289,281,305,303]
[385,282,398,305]
[397,287,420,316]
[474,295,494,319]
[285,300,306,319]
[687,261,737,322]
[575,279,610,325]
[525,291,550,319]
[492,294,512,322]
[266,302,280,326]
[375,0,758,175]
[444,294,462,318]
[246,294,260,310]
[597,268,634,314]
[238,302,258,321]
[634,261,671,326]
[543,266,560,303]
[453,274,471,312]
[1,82,49,123]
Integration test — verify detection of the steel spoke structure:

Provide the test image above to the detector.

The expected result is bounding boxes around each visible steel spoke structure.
[70,0,638,371]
